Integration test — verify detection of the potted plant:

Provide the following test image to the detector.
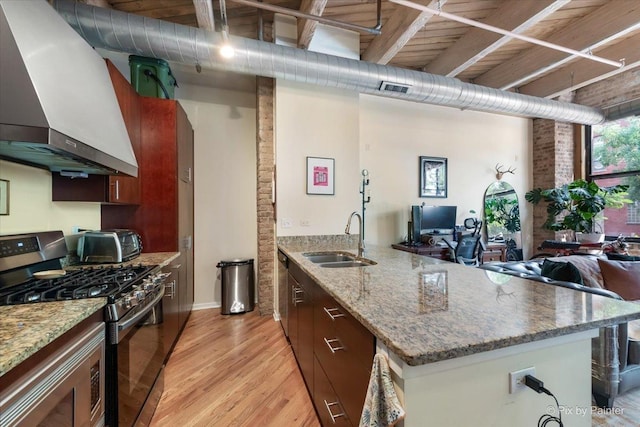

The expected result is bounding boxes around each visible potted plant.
[525,179,629,242]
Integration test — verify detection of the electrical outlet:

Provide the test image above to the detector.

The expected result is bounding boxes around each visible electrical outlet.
[281,218,292,229]
[509,367,535,393]
[300,220,310,227]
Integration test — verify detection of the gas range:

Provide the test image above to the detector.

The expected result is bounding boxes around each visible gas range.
[0,231,163,321]
[1,230,170,427]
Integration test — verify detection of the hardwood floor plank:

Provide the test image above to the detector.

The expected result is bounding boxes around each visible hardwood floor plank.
[150,309,320,427]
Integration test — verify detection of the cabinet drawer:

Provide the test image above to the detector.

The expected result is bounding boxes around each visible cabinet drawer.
[315,285,374,368]
[314,285,373,424]
[313,356,352,427]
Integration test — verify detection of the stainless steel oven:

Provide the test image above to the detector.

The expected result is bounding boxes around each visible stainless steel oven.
[107,286,166,427]
[0,231,170,427]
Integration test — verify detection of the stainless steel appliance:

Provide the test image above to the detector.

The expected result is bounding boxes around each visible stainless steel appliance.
[277,250,288,336]
[0,230,169,427]
[78,229,142,263]
[0,1,138,177]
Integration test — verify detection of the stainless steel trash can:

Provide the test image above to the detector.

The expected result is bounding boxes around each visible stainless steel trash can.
[217,259,255,314]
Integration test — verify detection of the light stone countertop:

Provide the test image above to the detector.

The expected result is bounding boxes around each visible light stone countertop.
[0,252,180,378]
[0,298,106,377]
[278,236,640,366]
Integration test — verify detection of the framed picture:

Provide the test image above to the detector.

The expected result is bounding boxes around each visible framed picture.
[306,157,335,195]
[419,156,447,198]
[0,179,8,215]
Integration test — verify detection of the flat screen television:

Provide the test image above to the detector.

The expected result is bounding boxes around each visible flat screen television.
[420,205,457,235]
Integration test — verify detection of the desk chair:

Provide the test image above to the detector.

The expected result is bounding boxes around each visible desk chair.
[444,233,484,266]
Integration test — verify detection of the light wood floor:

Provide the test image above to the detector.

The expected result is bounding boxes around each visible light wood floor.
[150,307,640,427]
[149,308,320,427]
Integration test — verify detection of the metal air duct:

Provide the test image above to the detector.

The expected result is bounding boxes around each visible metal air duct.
[53,0,605,125]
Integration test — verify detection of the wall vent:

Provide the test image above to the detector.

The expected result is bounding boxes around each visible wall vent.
[379,81,411,94]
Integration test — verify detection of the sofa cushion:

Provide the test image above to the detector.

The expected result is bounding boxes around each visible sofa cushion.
[597,259,640,300]
[546,255,604,289]
[606,252,640,261]
[541,259,584,285]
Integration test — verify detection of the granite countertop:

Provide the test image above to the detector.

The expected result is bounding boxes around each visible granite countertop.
[0,252,180,378]
[0,298,106,377]
[278,236,640,366]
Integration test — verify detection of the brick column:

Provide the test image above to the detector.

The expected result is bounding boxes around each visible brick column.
[531,94,576,248]
[256,76,275,316]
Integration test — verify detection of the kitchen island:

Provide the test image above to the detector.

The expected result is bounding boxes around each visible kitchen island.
[278,236,640,426]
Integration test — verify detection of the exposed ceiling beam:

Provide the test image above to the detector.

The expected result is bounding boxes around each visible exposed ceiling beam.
[298,0,327,49]
[473,1,640,90]
[361,0,445,65]
[424,0,569,77]
[518,34,640,99]
[504,22,640,92]
[193,0,215,31]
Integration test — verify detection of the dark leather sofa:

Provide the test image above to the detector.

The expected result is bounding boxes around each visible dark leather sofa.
[480,258,640,407]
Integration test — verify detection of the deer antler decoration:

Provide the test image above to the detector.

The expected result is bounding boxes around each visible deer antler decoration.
[495,164,516,180]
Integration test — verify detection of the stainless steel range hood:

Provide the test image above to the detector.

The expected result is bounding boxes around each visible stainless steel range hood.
[0,0,137,177]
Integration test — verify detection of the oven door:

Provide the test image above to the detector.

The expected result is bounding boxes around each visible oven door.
[107,289,165,427]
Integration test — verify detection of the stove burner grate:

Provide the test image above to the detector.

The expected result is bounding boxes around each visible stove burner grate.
[0,264,155,306]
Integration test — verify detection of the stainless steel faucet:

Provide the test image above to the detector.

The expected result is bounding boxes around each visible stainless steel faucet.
[345,211,365,258]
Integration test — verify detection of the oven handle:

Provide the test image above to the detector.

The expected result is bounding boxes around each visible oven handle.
[114,287,165,344]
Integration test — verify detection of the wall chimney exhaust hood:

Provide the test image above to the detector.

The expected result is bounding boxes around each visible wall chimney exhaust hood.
[0,0,137,177]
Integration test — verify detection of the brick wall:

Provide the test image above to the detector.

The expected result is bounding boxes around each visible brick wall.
[530,69,640,250]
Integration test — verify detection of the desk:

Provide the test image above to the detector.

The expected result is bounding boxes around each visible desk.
[391,243,450,260]
[392,242,507,263]
[482,243,507,263]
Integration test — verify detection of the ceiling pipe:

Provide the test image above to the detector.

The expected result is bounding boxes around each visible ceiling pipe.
[231,0,382,35]
[390,0,624,69]
[52,0,605,125]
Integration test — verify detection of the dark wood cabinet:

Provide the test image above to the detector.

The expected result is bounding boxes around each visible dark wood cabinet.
[313,356,352,426]
[101,96,194,340]
[287,259,375,427]
[52,60,141,204]
[314,283,373,425]
[289,261,314,394]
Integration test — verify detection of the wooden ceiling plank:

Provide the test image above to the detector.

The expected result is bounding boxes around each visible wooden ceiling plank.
[193,0,215,31]
[85,0,112,7]
[518,33,640,99]
[424,0,569,77]
[474,1,640,89]
[297,0,328,49]
[361,0,447,65]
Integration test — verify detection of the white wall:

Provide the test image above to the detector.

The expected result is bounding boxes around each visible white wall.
[273,91,533,257]
[0,160,101,235]
[275,81,361,236]
[359,95,533,255]
[176,82,258,309]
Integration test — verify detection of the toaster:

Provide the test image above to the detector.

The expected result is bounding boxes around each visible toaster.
[77,229,142,263]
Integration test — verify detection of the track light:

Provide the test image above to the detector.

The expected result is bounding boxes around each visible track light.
[219,0,234,59]
[220,27,234,58]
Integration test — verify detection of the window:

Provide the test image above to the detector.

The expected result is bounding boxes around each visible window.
[587,116,640,238]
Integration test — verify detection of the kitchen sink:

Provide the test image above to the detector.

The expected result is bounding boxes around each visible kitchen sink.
[302,251,376,268]
[303,252,356,263]
[319,259,377,268]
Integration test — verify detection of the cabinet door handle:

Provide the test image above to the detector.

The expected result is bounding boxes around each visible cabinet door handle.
[165,280,176,298]
[170,264,182,270]
[323,338,344,353]
[115,180,119,200]
[292,286,304,305]
[323,307,344,320]
[323,400,345,423]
